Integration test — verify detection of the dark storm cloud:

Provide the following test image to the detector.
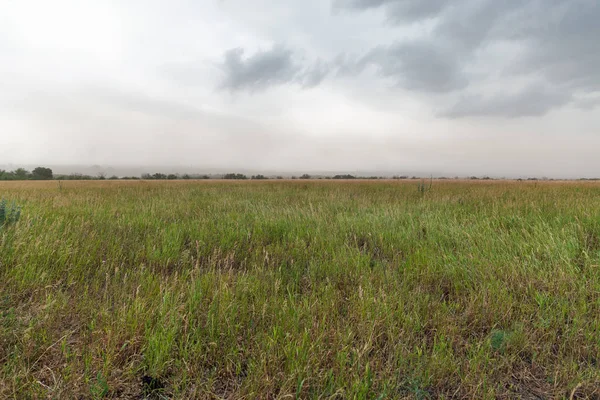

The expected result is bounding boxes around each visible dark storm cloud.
[217,0,600,117]
[444,84,572,118]
[336,0,600,117]
[505,1,600,93]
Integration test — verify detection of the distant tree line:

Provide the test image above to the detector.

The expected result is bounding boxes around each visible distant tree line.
[0,167,54,180]
[1,167,596,181]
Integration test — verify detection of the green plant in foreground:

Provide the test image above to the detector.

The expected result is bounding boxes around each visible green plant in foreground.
[90,372,109,399]
[490,330,510,353]
[0,199,21,227]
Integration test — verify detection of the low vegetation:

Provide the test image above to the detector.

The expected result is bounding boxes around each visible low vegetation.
[1,180,600,398]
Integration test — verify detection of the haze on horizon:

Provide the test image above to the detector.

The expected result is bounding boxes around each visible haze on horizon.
[1,0,599,178]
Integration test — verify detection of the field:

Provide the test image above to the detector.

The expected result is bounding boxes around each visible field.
[1,180,600,399]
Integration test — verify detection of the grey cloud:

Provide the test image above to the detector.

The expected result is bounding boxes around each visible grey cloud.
[334,0,451,22]
[508,1,600,92]
[297,60,331,88]
[220,45,302,92]
[219,45,333,91]
[444,84,571,118]
[337,0,600,117]
[361,41,467,92]
[216,0,599,114]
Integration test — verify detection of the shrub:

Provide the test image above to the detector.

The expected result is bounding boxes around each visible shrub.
[0,199,21,228]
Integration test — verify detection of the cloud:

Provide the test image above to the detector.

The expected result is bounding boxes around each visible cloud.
[360,41,467,92]
[444,84,572,118]
[506,1,600,92]
[219,44,334,92]
[212,1,599,117]
[296,59,331,88]
[219,45,302,92]
[335,0,600,117]
[333,0,451,22]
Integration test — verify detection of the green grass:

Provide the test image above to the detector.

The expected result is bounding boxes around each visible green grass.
[1,180,600,398]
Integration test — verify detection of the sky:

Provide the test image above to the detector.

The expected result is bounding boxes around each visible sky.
[1,0,599,177]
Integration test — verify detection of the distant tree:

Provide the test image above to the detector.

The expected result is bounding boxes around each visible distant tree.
[333,174,356,179]
[14,168,31,180]
[97,172,106,180]
[251,174,267,180]
[109,175,119,180]
[31,167,53,180]
[0,170,16,180]
[152,173,167,180]
[276,176,283,180]
[300,174,311,179]
[141,173,151,180]
[167,174,178,180]
[56,173,93,180]
[181,174,191,180]
[223,173,247,180]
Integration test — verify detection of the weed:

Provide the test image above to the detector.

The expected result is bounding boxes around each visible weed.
[90,372,109,399]
[417,177,433,197]
[0,199,20,228]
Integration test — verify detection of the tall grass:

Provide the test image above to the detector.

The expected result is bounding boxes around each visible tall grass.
[1,180,599,398]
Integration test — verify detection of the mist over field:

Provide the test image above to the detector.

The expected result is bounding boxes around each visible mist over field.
[1,0,600,178]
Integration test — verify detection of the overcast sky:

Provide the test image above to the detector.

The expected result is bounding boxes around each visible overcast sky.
[1,0,599,177]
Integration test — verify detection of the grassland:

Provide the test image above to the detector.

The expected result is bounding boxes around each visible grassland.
[1,180,600,399]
